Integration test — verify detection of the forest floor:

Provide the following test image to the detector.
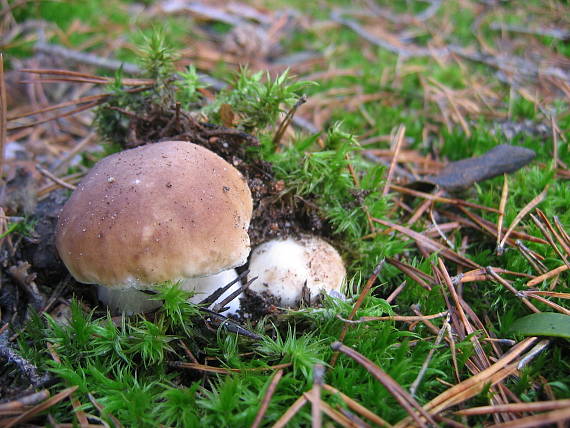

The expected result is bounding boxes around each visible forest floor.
[1,0,570,427]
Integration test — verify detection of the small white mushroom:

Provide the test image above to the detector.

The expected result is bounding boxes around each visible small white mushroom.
[247,236,346,307]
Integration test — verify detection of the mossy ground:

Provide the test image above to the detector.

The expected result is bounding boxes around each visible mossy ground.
[1,0,569,426]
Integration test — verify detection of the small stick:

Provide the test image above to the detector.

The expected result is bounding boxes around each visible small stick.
[178,340,199,363]
[251,369,284,428]
[36,164,77,190]
[382,125,405,196]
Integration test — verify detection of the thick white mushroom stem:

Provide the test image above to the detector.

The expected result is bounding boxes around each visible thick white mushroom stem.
[182,269,242,315]
[97,269,243,316]
[247,236,346,308]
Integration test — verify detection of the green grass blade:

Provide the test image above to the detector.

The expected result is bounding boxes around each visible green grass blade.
[509,313,570,339]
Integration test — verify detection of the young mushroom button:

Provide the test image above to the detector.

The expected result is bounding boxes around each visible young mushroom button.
[55,141,253,314]
[247,236,346,308]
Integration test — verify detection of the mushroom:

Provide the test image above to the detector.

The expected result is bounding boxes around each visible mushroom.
[246,235,346,308]
[56,141,252,314]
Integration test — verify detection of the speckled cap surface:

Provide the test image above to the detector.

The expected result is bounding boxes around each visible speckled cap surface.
[56,141,252,289]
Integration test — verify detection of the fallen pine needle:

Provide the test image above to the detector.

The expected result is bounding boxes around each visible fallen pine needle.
[336,311,448,324]
[170,362,291,374]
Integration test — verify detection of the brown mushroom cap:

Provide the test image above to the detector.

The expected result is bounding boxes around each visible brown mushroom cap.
[56,141,252,289]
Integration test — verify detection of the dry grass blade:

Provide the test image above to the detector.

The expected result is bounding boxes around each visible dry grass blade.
[526,265,569,287]
[409,312,449,397]
[21,68,154,86]
[498,187,549,252]
[2,386,78,428]
[458,208,548,246]
[331,342,437,427]
[496,174,508,253]
[273,95,307,146]
[486,267,540,313]
[251,370,284,428]
[382,125,406,196]
[373,218,480,269]
[395,337,538,428]
[302,394,359,428]
[523,293,570,316]
[487,406,570,428]
[386,258,435,291]
[7,93,109,121]
[535,209,570,259]
[36,164,77,191]
[389,184,500,213]
[322,384,390,427]
[0,390,50,412]
[399,337,539,421]
[553,216,570,249]
[87,393,124,428]
[272,395,307,428]
[170,362,291,374]
[455,399,570,416]
[7,85,150,122]
[437,259,494,381]
[0,53,6,179]
[523,290,570,299]
[330,260,385,366]
[530,214,570,270]
[8,100,102,131]
[310,365,324,428]
[337,311,448,324]
[456,267,534,284]
[516,240,549,274]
